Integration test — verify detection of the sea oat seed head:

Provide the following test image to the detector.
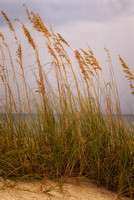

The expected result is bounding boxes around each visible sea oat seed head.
[22,24,35,50]
[0,32,5,41]
[31,13,51,37]
[1,11,14,32]
[119,56,134,95]
[57,33,70,47]
[16,43,22,61]
[23,4,32,22]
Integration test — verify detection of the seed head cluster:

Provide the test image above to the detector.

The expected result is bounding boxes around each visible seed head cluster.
[119,56,134,95]
[1,11,15,32]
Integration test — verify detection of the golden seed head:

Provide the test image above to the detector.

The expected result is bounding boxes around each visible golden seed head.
[0,65,5,82]
[47,43,58,62]
[0,32,5,41]
[1,11,15,32]
[22,24,35,50]
[119,56,134,81]
[57,33,70,47]
[75,50,90,79]
[16,43,22,61]
[23,4,32,22]
[31,13,51,37]
[81,48,102,71]
[130,82,134,89]
[53,43,66,59]
[119,56,134,95]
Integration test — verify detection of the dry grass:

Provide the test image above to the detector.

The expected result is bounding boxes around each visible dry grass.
[0,7,134,199]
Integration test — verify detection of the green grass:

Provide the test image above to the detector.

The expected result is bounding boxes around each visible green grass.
[0,6,134,199]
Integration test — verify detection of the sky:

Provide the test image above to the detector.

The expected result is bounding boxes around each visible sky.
[0,0,134,114]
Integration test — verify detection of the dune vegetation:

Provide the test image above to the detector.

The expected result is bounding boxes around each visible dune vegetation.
[0,6,134,199]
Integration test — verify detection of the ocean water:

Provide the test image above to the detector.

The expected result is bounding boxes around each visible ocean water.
[0,113,134,125]
[120,115,134,126]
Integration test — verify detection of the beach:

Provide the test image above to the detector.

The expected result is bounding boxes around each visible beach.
[0,177,130,200]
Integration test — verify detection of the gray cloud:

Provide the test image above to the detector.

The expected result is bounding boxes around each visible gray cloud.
[0,0,134,28]
[95,0,134,18]
[0,0,26,27]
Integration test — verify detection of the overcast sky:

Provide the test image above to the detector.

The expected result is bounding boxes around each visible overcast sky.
[0,0,134,114]
[0,0,134,25]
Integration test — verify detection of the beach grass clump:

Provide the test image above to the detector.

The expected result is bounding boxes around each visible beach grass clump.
[0,7,134,199]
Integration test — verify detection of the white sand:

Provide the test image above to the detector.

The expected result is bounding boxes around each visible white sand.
[0,177,130,200]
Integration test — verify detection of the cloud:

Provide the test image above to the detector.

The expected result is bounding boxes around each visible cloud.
[0,0,134,28]
[94,0,134,20]
[0,0,26,27]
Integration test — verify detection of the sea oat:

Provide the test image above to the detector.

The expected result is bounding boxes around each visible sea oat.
[119,56,134,95]
[21,24,35,50]
[31,13,51,37]
[81,48,102,72]
[0,66,4,82]
[1,11,14,32]
[89,50,102,71]
[47,43,58,62]
[16,43,22,62]
[0,32,5,41]
[57,33,70,47]
[75,50,89,79]
[22,4,32,22]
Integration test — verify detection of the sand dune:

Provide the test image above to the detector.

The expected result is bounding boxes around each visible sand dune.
[0,177,130,200]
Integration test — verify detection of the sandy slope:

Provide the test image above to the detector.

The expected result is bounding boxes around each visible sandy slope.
[0,177,130,200]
